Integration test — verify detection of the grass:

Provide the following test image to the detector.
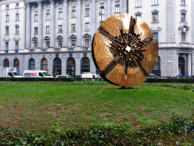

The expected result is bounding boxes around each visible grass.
[0,81,194,131]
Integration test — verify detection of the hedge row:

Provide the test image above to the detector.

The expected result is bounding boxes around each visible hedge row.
[0,115,194,145]
[0,77,103,82]
[1,77,194,84]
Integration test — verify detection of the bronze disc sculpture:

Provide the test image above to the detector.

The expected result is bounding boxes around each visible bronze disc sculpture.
[92,13,158,87]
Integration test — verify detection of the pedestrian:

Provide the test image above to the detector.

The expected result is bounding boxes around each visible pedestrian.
[179,74,183,78]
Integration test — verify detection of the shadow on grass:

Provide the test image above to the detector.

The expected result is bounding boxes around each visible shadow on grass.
[100,87,147,91]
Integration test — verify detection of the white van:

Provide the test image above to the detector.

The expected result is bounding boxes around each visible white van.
[0,67,23,78]
[80,72,101,78]
[23,70,53,78]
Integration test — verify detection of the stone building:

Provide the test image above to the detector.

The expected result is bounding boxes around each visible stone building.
[129,0,194,77]
[0,0,127,76]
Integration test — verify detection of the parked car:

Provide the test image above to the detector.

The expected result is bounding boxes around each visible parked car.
[147,73,167,79]
[56,75,73,78]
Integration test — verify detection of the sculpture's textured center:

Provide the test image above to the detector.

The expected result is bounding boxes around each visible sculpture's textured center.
[125,46,131,52]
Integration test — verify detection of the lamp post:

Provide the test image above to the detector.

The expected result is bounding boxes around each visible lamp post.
[100,6,104,24]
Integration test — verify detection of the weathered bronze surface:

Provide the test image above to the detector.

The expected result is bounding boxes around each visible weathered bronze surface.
[92,13,158,87]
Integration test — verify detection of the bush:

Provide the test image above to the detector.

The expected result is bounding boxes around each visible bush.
[0,115,194,145]
[146,78,194,83]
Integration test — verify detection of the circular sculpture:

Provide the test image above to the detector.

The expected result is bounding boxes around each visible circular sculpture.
[92,13,158,87]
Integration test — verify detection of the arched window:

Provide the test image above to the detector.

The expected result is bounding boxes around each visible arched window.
[41,58,48,70]
[153,56,161,76]
[53,57,61,75]
[3,59,9,67]
[81,57,90,73]
[14,58,19,72]
[178,56,185,76]
[67,57,75,76]
[29,58,35,70]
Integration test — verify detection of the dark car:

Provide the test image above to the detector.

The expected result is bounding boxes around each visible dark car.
[147,73,167,79]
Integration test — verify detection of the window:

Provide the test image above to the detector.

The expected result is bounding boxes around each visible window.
[29,59,35,70]
[115,5,120,13]
[59,1,63,5]
[85,39,90,47]
[34,14,38,21]
[58,25,63,33]
[34,42,38,48]
[181,13,186,22]
[34,4,38,9]
[46,41,50,48]
[85,23,90,31]
[46,13,50,20]
[153,32,158,41]
[81,57,90,73]
[6,4,9,9]
[152,13,158,22]
[5,42,9,50]
[16,14,19,21]
[136,14,141,18]
[59,11,63,19]
[15,26,19,34]
[46,2,50,7]
[181,0,185,5]
[71,40,76,46]
[85,8,89,16]
[58,41,63,48]
[6,15,9,22]
[181,32,186,42]
[5,27,9,35]
[72,10,76,17]
[46,26,50,34]
[15,41,19,49]
[16,3,19,7]
[71,24,76,32]
[135,0,141,7]
[72,0,76,4]
[34,27,38,35]
[152,0,158,5]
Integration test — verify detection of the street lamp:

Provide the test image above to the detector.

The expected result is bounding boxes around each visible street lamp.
[100,6,104,24]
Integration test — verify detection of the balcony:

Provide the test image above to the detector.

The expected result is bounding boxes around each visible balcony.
[54,48,60,52]
[29,49,35,53]
[83,47,89,51]
[42,48,47,52]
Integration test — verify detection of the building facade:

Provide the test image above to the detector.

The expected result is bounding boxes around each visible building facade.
[0,0,194,77]
[129,0,194,77]
[0,0,127,76]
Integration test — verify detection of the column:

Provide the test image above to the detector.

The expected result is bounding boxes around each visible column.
[76,0,82,47]
[188,54,192,76]
[50,0,55,47]
[106,0,111,18]
[26,2,31,49]
[63,0,68,47]
[91,0,96,39]
[38,1,43,48]
[122,0,127,13]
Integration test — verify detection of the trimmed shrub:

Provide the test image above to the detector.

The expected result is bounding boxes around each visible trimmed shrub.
[0,115,194,145]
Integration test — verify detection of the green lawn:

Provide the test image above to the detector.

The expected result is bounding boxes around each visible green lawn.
[0,81,194,131]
